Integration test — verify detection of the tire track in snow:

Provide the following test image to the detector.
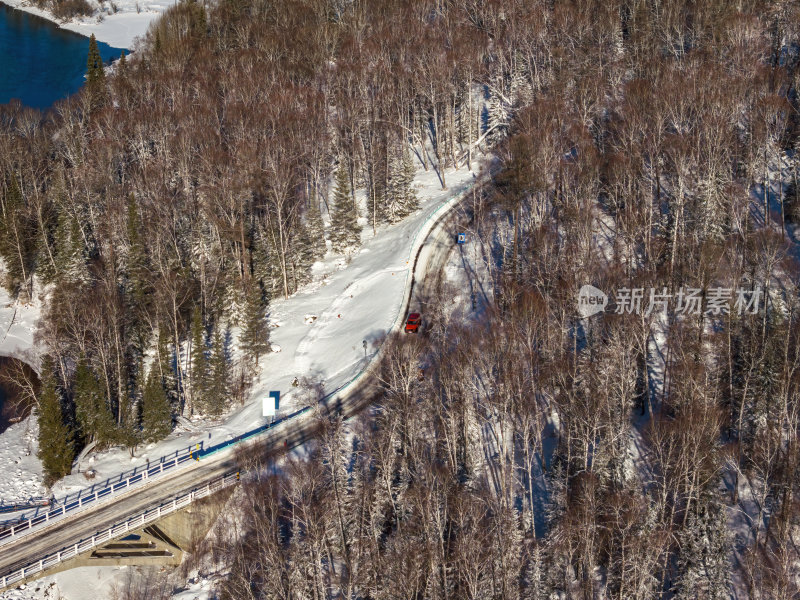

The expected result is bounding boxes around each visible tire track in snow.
[294,266,408,376]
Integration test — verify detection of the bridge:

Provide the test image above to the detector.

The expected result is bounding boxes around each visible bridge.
[0,173,482,592]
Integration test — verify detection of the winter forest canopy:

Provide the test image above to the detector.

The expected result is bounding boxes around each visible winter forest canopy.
[2,0,800,597]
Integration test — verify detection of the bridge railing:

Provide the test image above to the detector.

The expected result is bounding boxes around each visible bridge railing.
[0,174,482,562]
[0,447,199,546]
[0,472,240,590]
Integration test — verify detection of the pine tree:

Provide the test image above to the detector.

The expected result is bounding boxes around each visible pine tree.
[304,197,326,262]
[126,195,149,307]
[141,363,172,442]
[370,143,390,228]
[125,196,151,353]
[34,185,58,285]
[487,81,509,145]
[53,211,90,286]
[240,282,269,372]
[382,151,403,224]
[37,356,74,485]
[673,493,730,600]
[329,163,361,253]
[399,147,419,217]
[156,326,178,407]
[251,228,273,293]
[73,356,116,447]
[0,176,33,294]
[206,325,229,416]
[190,306,207,414]
[117,50,127,76]
[86,34,107,110]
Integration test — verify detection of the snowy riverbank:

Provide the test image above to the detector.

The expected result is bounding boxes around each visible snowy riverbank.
[0,0,174,48]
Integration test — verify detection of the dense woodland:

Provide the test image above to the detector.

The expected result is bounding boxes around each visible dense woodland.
[2,0,800,597]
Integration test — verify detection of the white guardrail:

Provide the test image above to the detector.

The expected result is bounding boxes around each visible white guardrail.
[0,473,239,589]
[0,445,201,547]
[0,173,481,590]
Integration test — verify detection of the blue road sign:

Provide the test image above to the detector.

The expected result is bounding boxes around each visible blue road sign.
[264,391,280,417]
[457,233,466,244]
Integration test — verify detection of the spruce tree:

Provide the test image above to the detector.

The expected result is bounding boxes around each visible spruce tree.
[86,34,107,110]
[53,212,90,286]
[190,306,207,414]
[400,147,419,215]
[125,196,150,352]
[673,493,730,600]
[329,163,361,253]
[126,195,149,307]
[207,326,229,416]
[304,197,326,261]
[251,228,274,293]
[384,147,419,223]
[383,152,402,224]
[240,282,269,372]
[141,364,172,442]
[73,355,115,447]
[157,326,178,408]
[37,357,74,485]
[487,82,509,144]
[0,176,32,293]
[34,185,58,285]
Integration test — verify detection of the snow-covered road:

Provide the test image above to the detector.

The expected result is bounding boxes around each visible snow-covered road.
[0,163,478,514]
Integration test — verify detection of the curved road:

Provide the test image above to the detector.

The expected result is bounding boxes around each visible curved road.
[0,175,483,589]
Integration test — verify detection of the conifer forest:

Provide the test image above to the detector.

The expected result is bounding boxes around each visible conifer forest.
[2,0,800,597]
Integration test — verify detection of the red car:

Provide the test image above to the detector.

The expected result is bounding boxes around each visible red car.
[404,313,421,333]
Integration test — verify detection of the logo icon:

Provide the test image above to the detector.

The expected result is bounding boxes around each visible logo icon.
[577,285,608,318]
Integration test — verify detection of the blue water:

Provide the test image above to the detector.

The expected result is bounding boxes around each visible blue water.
[0,3,125,110]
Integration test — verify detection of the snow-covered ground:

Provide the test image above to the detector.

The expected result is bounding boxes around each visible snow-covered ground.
[0,175,487,600]
[0,0,170,48]
[0,161,478,530]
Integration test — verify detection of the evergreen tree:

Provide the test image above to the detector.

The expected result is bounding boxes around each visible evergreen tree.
[34,182,59,285]
[53,211,90,286]
[190,306,207,414]
[369,142,390,227]
[240,282,269,372]
[125,196,151,352]
[126,195,150,307]
[37,357,74,485]
[0,176,33,294]
[141,363,172,442]
[86,34,107,110]
[382,151,402,224]
[156,326,178,408]
[673,493,730,600]
[251,228,274,293]
[221,275,245,326]
[329,163,361,253]
[73,355,115,447]
[396,147,419,219]
[207,325,229,416]
[487,82,509,144]
[303,197,326,261]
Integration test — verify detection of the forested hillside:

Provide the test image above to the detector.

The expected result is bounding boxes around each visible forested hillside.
[0,0,494,476]
[2,0,800,597]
